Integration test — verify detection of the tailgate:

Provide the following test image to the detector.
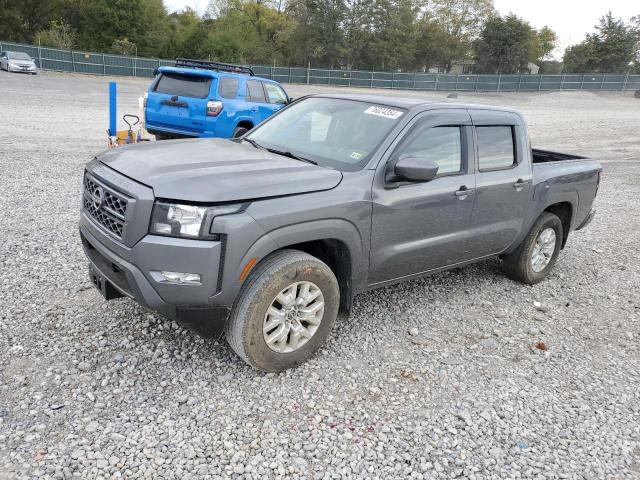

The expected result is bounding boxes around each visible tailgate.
[146,73,214,134]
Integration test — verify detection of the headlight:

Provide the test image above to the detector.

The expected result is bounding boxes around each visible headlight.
[150,201,243,239]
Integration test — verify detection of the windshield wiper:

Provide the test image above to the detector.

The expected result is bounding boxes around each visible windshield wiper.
[241,137,265,150]
[241,138,318,165]
[265,147,318,165]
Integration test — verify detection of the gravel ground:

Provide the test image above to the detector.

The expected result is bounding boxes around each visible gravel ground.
[1,71,639,479]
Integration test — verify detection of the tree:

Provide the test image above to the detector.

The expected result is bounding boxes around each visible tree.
[0,0,27,42]
[421,0,495,71]
[563,12,639,73]
[532,26,557,62]
[474,14,537,74]
[36,20,78,49]
[367,0,418,70]
[79,0,145,52]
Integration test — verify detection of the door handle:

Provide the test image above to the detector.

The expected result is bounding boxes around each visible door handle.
[250,106,258,111]
[513,179,530,189]
[455,187,475,199]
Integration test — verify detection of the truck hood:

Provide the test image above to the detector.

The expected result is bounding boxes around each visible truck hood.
[98,138,343,203]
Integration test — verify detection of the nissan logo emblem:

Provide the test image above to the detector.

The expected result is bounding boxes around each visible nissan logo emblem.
[91,185,105,209]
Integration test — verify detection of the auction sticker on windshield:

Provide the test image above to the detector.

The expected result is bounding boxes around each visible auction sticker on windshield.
[364,106,404,119]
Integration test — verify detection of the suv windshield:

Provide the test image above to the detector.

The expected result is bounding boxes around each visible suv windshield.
[9,52,31,61]
[246,97,406,171]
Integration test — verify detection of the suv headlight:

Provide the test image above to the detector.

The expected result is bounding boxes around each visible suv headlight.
[150,202,244,239]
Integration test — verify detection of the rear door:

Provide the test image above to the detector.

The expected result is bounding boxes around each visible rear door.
[466,110,533,257]
[146,72,214,134]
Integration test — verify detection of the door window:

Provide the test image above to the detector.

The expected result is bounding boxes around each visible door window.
[246,80,266,103]
[395,126,463,175]
[477,126,515,170]
[263,83,288,104]
[218,77,239,99]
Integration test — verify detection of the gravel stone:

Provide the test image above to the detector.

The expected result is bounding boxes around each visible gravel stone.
[1,72,639,479]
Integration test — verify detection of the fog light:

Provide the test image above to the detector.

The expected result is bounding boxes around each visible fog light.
[158,271,201,285]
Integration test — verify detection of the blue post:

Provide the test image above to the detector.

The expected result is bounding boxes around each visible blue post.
[109,81,117,136]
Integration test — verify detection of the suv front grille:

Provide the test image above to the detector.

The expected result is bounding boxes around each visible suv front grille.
[83,174,129,239]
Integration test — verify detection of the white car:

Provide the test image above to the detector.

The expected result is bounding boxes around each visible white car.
[0,51,38,74]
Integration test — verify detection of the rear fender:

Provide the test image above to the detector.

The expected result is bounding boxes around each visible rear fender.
[505,188,578,255]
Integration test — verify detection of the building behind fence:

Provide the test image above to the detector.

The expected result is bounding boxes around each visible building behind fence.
[3,41,640,93]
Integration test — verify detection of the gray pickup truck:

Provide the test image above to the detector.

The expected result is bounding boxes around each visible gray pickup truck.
[80,94,601,371]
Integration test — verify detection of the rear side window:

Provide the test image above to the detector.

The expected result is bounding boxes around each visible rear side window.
[154,73,212,99]
[218,77,239,99]
[246,80,266,102]
[264,83,288,104]
[477,126,515,170]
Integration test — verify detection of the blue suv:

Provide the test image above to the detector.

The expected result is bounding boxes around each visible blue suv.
[144,59,291,139]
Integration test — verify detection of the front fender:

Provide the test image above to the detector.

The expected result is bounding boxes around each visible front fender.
[236,219,367,294]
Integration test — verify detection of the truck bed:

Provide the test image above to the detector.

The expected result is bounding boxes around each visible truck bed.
[532,148,586,163]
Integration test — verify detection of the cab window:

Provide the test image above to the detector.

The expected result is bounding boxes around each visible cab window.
[477,126,516,170]
[394,126,463,176]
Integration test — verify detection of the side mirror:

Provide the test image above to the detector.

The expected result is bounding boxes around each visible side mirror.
[393,157,439,182]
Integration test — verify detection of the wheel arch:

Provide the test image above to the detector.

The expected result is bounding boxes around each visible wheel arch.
[235,220,366,313]
[543,201,573,248]
[235,119,254,131]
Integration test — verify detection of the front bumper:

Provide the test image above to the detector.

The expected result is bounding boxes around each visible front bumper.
[8,64,37,73]
[80,215,231,336]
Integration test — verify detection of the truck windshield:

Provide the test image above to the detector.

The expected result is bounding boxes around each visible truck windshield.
[246,97,406,171]
[154,73,212,99]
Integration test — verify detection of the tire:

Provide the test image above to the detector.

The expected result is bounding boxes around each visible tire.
[226,249,340,372]
[503,212,563,285]
[232,126,249,138]
[154,134,171,141]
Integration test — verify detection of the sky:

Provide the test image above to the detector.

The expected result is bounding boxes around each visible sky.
[164,0,639,59]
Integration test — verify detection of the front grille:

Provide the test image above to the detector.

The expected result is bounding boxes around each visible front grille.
[83,174,129,239]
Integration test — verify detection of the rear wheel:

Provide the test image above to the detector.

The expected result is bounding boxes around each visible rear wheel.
[225,250,340,372]
[503,212,563,284]
[232,126,249,138]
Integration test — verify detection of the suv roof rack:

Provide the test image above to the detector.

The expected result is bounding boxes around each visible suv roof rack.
[175,58,254,76]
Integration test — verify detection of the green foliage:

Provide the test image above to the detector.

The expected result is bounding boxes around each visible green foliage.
[563,12,639,73]
[2,0,638,74]
[35,20,78,50]
[538,60,563,74]
[533,26,557,61]
[474,14,539,74]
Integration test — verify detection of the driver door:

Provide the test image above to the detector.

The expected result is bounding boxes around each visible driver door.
[369,109,476,285]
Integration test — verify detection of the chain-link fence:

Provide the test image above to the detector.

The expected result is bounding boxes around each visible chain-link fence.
[3,41,640,92]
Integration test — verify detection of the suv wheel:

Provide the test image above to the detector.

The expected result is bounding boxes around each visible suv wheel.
[502,212,563,284]
[232,126,249,138]
[225,250,340,371]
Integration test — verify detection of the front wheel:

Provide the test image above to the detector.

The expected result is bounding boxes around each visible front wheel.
[225,250,340,371]
[502,212,563,284]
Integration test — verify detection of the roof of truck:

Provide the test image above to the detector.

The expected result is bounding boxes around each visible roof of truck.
[312,93,520,114]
